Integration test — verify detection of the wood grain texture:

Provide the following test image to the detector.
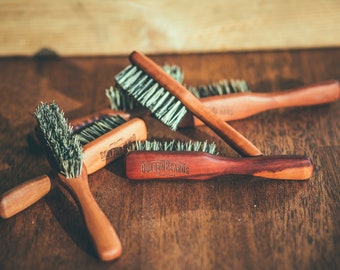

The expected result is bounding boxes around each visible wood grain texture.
[0,0,339,56]
[125,152,313,180]
[0,49,339,269]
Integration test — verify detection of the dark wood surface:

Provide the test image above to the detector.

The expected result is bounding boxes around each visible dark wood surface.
[0,49,339,270]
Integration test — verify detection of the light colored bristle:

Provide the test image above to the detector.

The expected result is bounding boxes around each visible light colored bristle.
[76,115,126,145]
[115,65,187,130]
[106,64,184,112]
[34,101,83,178]
[110,64,248,113]
[128,140,218,155]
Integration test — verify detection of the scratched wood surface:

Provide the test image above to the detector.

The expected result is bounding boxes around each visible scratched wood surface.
[0,49,339,270]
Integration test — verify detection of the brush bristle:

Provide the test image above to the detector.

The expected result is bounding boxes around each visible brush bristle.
[111,64,249,125]
[128,140,218,155]
[115,65,188,130]
[76,115,126,145]
[106,64,184,111]
[188,79,249,98]
[34,101,83,178]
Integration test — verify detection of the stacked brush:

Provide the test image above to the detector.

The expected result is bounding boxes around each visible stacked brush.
[0,51,339,261]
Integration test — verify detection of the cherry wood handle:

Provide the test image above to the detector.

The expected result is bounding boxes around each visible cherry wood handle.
[125,152,313,181]
[129,51,262,157]
[190,80,340,125]
[0,174,52,219]
[58,165,122,261]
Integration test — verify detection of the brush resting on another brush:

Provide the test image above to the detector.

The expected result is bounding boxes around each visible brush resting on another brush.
[115,51,262,157]
[0,117,147,219]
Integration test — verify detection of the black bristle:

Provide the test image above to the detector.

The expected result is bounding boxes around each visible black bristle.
[34,101,83,178]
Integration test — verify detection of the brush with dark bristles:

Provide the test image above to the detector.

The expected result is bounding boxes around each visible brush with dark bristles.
[1,110,147,220]
[115,51,262,157]
[33,102,123,261]
[125,140,313,181]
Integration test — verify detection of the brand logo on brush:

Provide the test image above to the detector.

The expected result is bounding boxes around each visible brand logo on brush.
[141,160,189,176]
[100,134,137,161]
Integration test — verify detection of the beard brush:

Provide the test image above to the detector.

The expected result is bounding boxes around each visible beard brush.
[33,101,122,261]
[115,51,262,157]
[104,65,339,128]
[0,108,147,220]
[125,140,313,181]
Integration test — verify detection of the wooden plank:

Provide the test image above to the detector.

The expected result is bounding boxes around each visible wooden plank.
[0,0,339,57]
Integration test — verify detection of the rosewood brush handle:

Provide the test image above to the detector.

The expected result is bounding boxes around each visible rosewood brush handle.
[129,51,262,157]
[0,174,52,219]
[193,80,340,124]
[58,165,122,261]
[125,152,313,180]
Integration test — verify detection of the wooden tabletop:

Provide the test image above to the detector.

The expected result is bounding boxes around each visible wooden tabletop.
[0,49,339,270]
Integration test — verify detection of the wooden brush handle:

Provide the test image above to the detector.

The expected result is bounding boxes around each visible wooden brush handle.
[191,80,340,125]
[58,165,122,261]
[129,51,262,157]
[125,152,313,181]
[83,117,147,173]
[0,174,52,219]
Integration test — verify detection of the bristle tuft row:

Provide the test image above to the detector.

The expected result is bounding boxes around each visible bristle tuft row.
[76,115,126,145]
[107,64,184,112]
[109,64,248,112]
[128,140,218,155]
[34,101,83,178]
[115,65,187,130]
[188,79,249,98]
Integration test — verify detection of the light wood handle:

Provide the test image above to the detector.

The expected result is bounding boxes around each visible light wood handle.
[190,80,340,124]
[129,51,262,157]
[58,165,122,261]
[83,117,147,173]
[125,152,313,181]
[0,174,52,219]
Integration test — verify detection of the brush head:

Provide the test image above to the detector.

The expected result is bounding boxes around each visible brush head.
[106,64,184,111]
[115,65,188,130]
[128,139,218,155]
[110,63,248,113]
[114,62,249,130]
[75,114,127,145]
[34,101,83,178]
[188,79,249,98]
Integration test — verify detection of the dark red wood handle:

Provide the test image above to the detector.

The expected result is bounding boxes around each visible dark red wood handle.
[125,152,313,181]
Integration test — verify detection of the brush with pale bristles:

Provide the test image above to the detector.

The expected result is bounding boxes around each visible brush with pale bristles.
[1,110,147,220]
[106,65,339,128]
[114,51,262,157]
[125,140,313,181]
[33,101,123,261]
